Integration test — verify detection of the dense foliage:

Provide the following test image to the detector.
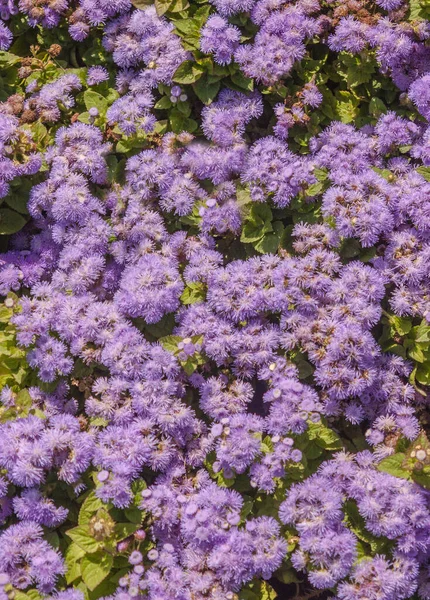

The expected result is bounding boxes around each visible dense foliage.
[1,1,430,599]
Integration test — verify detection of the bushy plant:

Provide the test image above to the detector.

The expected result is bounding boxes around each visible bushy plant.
[1,1,430,600]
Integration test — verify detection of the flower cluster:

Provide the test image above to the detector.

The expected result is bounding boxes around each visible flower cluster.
[1,1,430,600]
[280,451,430,598]
[0,111,41,198]
[103,6,188,134]
[0,521,64,592]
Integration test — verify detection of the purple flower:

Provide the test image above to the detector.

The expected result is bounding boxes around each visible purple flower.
[301,81,323,108]
[115,253,184,323]
[209,0,256,17]
[0,22,12,50]
[376,0,405,9]
[328,17,369,53]
[13,489,68,527]
[87,66,110,85]
[200,14,240,65]
[129,551,143,565]
[27,73,82,123]
[234,6,317,85]
[409,74,430,121]
[0,521,64,593]
[202,89,263,147]
[242,136,315,206]
[28,336,73,382]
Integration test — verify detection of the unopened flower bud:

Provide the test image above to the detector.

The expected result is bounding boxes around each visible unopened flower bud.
[134,529,146,541]
[48,44,62,57]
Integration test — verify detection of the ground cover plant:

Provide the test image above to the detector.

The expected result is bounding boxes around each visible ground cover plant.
[2,0,430,599]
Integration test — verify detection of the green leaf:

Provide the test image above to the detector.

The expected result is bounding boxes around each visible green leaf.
[249,203,272,224]
[131,0,152,7]
[168,0,190,12]
[230,71,254,92]
[240,199,276,244]
[27,121,48,145]
[113,522,139,541]
[0,209,26,235]
[416,166,430,181]
[356,539,370,562]
[305,441,323,460]
[416,365,430,386]
[115,137,136,154]
[78,492,105,525]
[372,167,394,181]
[65,542,85,584]
[154,96,172,110]
[159,335,182,353]
[180,281,206,305]
[84,90,108,113]
[240,222,266,243]
[0,306,12,325]
[0,51,20,66]
[66,525,101,553]
[193,76,220,104]
[124,507,143,524]
[169,110,198,133]
[391,316,412,336]
[45,530,60,549]
[215,471,236,488]
[105,88,120,104]
[412,470,430,489]
[339,52,376,87]
[193,4,212,23]
[236,185,252,206]
[180,353,205,375]
[260,582,277,600]
[415,323,430,343]
[409,345,425,363]
[275,566,300,585]
[4,190,29,215]
[320,87,337,120]
[369,97,387,118]
[254,221,284,254]
[307,421,343,450]
[360,246,377,262]
[305,182,324,197]
[239,581,277,600]
[81,551,113,591]
[105,155,120,184]
[173,18,199,36]
[294,356,315,380]
[143,313,175,340]
[14,593,35,600]
[16,388,32,409]
[89,417,108,427]
[185,118,199,133]
[409,0,430,19]
[383,342,406,358]
[173,61,205,84]
[335,90,360,123]
[377,453,411,479]
[77,111,90,124]
[131,478,148,499]
[314,167,329,182]
[154,0,172,15]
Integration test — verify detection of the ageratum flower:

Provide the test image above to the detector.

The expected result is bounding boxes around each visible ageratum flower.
[200,15,241,65]
[0,521,64,592]
[2,2,430,598]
